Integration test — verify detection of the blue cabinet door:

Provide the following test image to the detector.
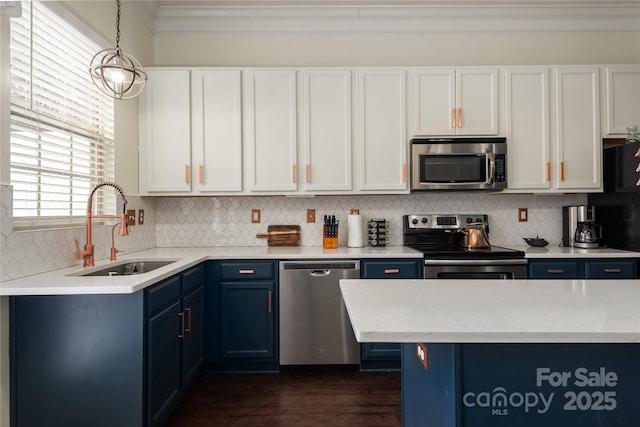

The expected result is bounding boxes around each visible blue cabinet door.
[220,281,276,360]
[360,258,422,370]
[147,299,182,427]
[528,260,581,279]
[182,286,205,387]
[584,259,637,278]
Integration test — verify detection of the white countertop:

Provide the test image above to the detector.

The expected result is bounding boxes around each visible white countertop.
[0,245,421,296]
[340,278,640,344]
[514,245,640,258]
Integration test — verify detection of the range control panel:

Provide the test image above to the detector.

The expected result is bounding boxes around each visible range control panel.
[405,214,488,230]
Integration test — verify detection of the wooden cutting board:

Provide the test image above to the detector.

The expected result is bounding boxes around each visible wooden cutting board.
[256,225,301,246]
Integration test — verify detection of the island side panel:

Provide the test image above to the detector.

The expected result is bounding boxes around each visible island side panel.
[401,343,460,427]
[10,293,145,427]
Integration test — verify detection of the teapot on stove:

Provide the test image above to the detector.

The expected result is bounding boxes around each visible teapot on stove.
[459,223,491,250]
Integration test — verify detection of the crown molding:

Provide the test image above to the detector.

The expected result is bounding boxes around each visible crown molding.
[128,1,640,34]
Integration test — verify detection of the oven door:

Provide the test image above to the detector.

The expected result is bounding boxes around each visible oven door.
[424,259,527,279]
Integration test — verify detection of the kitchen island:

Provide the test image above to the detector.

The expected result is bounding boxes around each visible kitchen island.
[340,278,640,427]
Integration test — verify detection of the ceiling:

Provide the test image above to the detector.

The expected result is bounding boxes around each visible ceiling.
[126,0,640,34]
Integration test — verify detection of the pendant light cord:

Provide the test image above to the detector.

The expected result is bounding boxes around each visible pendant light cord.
[115,0,121,49]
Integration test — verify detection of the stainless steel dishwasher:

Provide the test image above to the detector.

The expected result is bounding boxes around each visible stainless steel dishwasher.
[279,260,360,366]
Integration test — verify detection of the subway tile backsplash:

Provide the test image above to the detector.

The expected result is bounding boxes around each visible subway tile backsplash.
[0,183,587,281]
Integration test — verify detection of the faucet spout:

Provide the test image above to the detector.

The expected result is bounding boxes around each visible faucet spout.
[74,181,129,267]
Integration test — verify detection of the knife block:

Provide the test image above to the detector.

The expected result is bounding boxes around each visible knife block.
[323,226,338,249]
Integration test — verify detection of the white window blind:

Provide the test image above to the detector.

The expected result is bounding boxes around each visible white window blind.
[9,1,115,227]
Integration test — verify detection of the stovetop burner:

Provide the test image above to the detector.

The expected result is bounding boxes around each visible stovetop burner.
[403,213,525,260]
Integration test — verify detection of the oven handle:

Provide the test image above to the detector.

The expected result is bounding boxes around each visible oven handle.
[424,259,528,266]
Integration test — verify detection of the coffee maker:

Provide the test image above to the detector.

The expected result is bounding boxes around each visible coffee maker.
[562,205,602,248]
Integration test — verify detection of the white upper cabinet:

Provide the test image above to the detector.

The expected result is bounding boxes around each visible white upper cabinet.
[413,67,498,136]
[554,67,602,191]
[302,69,352,192]
[504,68,551,190]
[139,68,192,194]
[357,68,408,192]
[192,69,243,193]
[603,66,640,136]
[244,70,298,192]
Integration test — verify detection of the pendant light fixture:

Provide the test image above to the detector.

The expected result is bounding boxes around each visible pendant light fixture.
[89,0,147,100]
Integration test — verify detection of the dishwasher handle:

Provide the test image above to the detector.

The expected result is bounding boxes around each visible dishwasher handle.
[309,270,331,276]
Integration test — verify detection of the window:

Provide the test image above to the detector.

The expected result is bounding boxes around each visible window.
[9,1,115,227]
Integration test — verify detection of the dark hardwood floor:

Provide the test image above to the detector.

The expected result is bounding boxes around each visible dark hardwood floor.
[164,370,402,427]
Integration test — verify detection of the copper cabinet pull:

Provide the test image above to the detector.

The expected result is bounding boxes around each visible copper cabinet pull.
[239,269,255,274]
[560,162,565,181]
[451,109,456,128]
[604,268,622,273]
[185,165,190,184]
[292,164,297,183]
[384,269,400,274]
[546,162,551,182]
[198,165,203,184]
[268,290,272,314]
[548,269,565,274]
[306,164,310,183]
[457,108,462,128]
[402,163,407,183]
[185,307,192,333]
[178,311,185,339]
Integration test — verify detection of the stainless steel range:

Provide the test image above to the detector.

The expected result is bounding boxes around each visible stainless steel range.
[403,214,527,279]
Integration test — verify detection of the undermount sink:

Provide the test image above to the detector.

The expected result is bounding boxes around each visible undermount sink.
[68,259,178,277]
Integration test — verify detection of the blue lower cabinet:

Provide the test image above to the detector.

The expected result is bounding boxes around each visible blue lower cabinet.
[10,264,205,427]
[360,258,422,371]
[205,261,278,372]
[528,259,638,279]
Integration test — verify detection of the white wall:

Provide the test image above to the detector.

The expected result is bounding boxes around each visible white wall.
[154,32,640,67]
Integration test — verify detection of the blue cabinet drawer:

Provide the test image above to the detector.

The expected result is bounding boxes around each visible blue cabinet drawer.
[528,261,580,279]
[182,265,204,294]
[361,259,422,279]
[219,262,275,280]
[146,275,182,316]
[584,260,637,279]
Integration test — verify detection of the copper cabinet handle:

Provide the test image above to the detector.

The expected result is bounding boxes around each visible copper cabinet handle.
[604,268,622,273]
[292,164,297,183]
[268,290,272,314]
[239,269,255,274]
[451,109,456,128]
[384,269,400,274]
[178,311,185,339]
[457,108,462,128]
[306,164,310,183]
[185,165,190,184]
[185,307,192,333]
[560,162,565,181]
[402,163,407,183]
[546,162,551,182]
[548,269,565,274]
[198,165,203,184]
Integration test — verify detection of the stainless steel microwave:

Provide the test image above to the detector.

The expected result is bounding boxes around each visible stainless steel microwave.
[410,138,507,191]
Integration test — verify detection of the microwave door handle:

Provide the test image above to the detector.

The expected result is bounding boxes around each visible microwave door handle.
[487,154,495,184]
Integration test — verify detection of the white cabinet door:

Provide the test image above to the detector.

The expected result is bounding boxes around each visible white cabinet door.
[603,66,640,135]
[456,68,499,135]
[192,69,242,193]
[357,68,408,192]
[504,68,551,190]
[555,67,602,191]
[139,68,192,194]
[302,69,352,192]
[245,70,298,192]
[413,68,456,135]
[413,67,498,136]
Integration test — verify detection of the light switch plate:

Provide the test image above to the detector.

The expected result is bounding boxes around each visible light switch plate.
[518,208,528,222]
[306,209,315,223]
[138,209,145,225]
[251,209,261,223]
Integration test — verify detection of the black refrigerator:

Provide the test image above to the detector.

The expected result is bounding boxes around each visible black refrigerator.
[588,141,640,252]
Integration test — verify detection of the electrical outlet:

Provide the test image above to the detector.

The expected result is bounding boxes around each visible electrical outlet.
[138,209,145,225]
[251,209,261,223]
[416,343,428,370]
[306,209,316,223]
[126,210,136,226]
[518,208,528,222]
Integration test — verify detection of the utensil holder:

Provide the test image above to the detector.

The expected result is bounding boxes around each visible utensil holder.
[323,226,338,249]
